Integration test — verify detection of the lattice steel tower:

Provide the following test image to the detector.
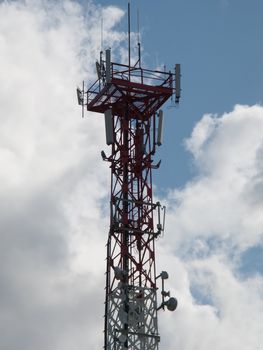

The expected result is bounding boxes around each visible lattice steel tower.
[77,5,180,350]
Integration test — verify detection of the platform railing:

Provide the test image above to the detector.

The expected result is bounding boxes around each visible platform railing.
[86,62,174,106]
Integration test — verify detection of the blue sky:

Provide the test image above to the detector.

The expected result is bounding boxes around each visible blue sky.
[0,1,262,349]
[95,0,263,188]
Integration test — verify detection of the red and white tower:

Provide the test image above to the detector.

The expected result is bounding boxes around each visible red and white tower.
[77,7,180,349]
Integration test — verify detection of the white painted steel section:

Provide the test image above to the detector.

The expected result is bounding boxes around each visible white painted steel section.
[106,285,159,350]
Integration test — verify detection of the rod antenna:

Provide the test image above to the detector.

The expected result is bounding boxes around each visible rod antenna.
[137,8,141,67]
[101,17,104,52]
[128,2,131,79]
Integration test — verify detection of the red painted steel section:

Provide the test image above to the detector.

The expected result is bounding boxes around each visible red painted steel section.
[86,60,175,349]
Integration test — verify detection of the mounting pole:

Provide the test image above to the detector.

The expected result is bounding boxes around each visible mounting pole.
[137,8,141,68]
[101,17,104,52]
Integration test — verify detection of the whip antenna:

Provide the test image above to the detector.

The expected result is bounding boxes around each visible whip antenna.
[128,2,131,79]
[101,17,104,52]
[137,8,141,67]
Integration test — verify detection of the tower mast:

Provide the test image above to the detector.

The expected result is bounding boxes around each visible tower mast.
[77,5,181,350]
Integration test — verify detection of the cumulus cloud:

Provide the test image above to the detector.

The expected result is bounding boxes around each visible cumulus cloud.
[159,104,263,350]
[0,1,125,349]
[1,1,263,350]
[165,104,263,252]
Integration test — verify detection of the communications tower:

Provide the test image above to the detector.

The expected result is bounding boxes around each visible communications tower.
[77,5,181,350]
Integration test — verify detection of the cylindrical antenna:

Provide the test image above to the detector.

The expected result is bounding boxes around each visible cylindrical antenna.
[175,64,181,103]
[128,2,131,79]
[157,110,164,146]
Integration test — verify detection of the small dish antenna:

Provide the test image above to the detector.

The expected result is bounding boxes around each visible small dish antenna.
[156,270,178,312]
[119,334,127,343]
[165,297,178,311]
[119,308,128,324]
[128,302,143,326]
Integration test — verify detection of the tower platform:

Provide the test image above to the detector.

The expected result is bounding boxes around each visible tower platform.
[86,62,174,119]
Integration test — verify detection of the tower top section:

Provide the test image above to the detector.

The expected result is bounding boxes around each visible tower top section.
[77,2,181,120]
[78,48,181,120]
[77,3,181,120]
[83,50,180,119]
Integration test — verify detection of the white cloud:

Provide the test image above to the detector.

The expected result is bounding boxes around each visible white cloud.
[159,104,263,350]
[0,1,124,349]
[160,259,263,350]
[166,104,263,252]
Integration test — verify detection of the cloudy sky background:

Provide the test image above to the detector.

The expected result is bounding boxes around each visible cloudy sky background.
[0,0,263,349]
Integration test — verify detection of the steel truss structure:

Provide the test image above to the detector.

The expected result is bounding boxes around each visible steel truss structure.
[80,50,180,350]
